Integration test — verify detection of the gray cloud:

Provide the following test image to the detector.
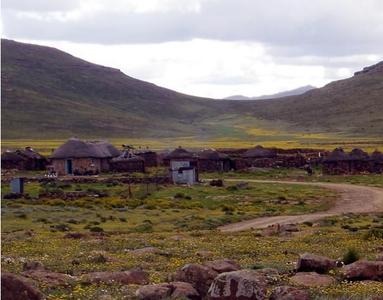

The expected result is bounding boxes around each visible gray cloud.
[2,0,383,57]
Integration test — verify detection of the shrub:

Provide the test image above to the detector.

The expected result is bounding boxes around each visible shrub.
[50,224,72,232]
[343,248,360,265]
[119,217,127,222]
[174,192,185,199]
[89,226,104,232]
[133,222,153,233]
[364,228,383,240]
[15,213,28,219]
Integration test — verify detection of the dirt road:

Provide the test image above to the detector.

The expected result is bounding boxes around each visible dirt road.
[218,179,383,232]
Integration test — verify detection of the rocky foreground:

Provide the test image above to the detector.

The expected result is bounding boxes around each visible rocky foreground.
[2,250,383,300]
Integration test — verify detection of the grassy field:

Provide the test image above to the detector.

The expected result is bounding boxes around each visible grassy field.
[2,172,383,299]
[2,134,383,156]
[201,168,383,188]
[1,181,336,233]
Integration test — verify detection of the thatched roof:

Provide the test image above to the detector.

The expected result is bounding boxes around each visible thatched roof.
[371,150,383,161]
[349,148,369,160]
[197,149,229,160]
[164,147,195,160]
[51,138,120,159]
[111,151,144,162]
[243,145,276,158]
[322,148,351,162]
[1,151,27,162]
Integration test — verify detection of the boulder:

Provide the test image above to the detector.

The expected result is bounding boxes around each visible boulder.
[23,261,45,271]
[64,232,88,239]
[253,268,280,285]
[136,282,200,300]
[290,272,335,287]
[207,269,267,300]
[22,270,76,286]
[269,286,310,300]
[205,259,241,273]
[341,260,383,281]
[261,223,299,237]
[296,253,336,273]
[1,272,44,300]
[82,270,149,285]
[171,264,218,296]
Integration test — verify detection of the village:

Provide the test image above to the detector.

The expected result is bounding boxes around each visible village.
[2,138,383,184]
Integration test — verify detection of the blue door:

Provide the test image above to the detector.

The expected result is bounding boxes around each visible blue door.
[65,159,73,175]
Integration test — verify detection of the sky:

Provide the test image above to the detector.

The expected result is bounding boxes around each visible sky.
[2,0,383,98]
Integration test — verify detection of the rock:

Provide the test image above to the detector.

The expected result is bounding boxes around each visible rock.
[171,264,218,296]
[129,247,169,256]
[22,270,76,286]
[1,272,44,300]
[205,259,241,273]
[64,232,88,239]
[341,260,383,281]
[136,282,200,300]
[23,261,45,271]
[171,282,201,299]
[195,250,214,258]
[82,270,149,285]
[253,268,280,285]
[296,253,336,273]
[210,179,224,187]
[261,223,299,237]
[207,269,267,300]
[269,286,310,300]
[290,272,335,287]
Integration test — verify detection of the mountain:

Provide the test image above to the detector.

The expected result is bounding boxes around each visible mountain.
[225,85,316,100]
[2,39,383,139]
[230,62,383,135]
[1,39,229,139]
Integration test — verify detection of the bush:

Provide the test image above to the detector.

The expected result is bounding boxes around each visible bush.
[174,192,185,199]
[50,224,72,232]
[89,226,104,232]
[133,222,153,233]
[119,217,127,222]
[364,228,383,240]
[343,248,360,265]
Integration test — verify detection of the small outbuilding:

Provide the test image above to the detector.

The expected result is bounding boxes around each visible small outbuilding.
[164,147,198,185]
[370,150,383,173]
[197,149,231,172]
[1,147,47,170]
[110,151,145,173]
[322,148,351,175]
[135,150,158,167]
[50,138,120,175]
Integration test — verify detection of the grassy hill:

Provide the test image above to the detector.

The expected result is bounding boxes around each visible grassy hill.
[1,39,383,140]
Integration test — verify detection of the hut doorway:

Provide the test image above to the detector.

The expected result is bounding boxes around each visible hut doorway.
[65,159,73,175]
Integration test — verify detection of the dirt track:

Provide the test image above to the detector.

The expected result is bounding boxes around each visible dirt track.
[218,179,383,232]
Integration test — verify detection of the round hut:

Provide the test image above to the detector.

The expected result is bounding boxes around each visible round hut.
[322,148,352,175]
[197,149,231,172]
[239,145,277,169]
[110,151,145,173]
[370,150,383,173]
[50,138,121,175]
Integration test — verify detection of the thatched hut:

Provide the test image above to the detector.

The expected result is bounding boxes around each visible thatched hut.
[348,148,370,173]
[135,150,158,167]
[1,147,47,170]
[197,149,231,172]
[164,147,198,184]
[50,138,120,175]
[110,151,145,173]
[322,148,352,175]
[370,150,383,173]
[235,145,277,169]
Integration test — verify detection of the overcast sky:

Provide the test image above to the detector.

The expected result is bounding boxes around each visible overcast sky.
[2,0,383,98]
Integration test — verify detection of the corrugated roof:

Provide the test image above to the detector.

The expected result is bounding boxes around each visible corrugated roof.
[111,151,144,162]
[50,138,120,159]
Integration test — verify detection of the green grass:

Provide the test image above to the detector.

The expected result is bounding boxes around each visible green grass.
[1,181,336,233]
[202,168,383,188]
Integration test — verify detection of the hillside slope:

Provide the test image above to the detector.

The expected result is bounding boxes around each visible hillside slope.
[2,39,383,139]
[237,62,383,135]
[1,39,228,139]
